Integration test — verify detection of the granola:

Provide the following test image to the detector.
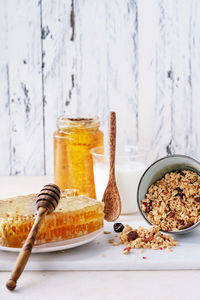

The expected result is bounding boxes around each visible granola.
[141,169,200,231]
[119,224,178,251]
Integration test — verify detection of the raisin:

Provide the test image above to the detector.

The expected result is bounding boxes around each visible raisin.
[190,179,197,184]
[174,188,185,199]
[179,220,185,225]
[113,223,124,233]
[127,231,139,241]
[195,197,200,203]
[175,187,183,193]
[176,193,185,199]
[168,211,175,218]
[145,206,151,213]
[177,170,185,176]
[145,200,153,213]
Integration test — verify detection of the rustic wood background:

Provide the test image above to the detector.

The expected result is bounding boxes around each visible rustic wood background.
[0,0,200,176]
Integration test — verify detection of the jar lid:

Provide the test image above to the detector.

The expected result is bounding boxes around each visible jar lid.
[57,115,100,130]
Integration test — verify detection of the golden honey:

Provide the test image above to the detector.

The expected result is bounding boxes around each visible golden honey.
[54,117,103,198]
[0,190,104,248]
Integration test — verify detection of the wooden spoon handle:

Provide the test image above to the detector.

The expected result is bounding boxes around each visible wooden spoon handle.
[6,207,47,291]
[109,112,116,178]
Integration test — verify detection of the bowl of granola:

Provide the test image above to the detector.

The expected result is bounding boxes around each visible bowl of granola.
[137,155,200,234]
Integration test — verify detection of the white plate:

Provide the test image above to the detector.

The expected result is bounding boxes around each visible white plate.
[0,228,103,253]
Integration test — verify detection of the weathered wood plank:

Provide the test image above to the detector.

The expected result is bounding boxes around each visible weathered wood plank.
[169,0,194,156]
[106,0,138,152]
[42,0,76,174]
[41,0,74,175]
[152,0,175,159]
[138,0,198,163]
[138,0,157,163]
[0,0,11,175]
[190,0,200,161]
[74,0,108,122]
[7,0,44,175]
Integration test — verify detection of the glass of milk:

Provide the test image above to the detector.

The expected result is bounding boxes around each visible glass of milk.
[91,146,146,214]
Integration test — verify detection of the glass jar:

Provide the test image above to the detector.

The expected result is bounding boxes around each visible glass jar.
[54,116,104,198]
[91,146,146,213]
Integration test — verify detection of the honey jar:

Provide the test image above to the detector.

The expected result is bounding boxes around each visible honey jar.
[54,116,104,198]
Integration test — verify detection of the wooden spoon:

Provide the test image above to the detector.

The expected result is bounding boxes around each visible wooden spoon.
[102,112,121,221]
[6,183,60,291]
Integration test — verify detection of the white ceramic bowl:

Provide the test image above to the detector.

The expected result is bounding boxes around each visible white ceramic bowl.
[137,155,200,234]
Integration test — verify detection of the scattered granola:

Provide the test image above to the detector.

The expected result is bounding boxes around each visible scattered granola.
[141,170,200,231]
[120,224,178,252]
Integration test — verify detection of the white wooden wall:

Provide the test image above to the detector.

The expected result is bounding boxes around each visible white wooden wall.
[0,0,200,175]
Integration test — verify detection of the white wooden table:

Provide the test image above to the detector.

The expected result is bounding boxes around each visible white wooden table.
[0,176,200,300]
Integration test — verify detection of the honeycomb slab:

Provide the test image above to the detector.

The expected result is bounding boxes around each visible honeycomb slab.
[0,190,104,248]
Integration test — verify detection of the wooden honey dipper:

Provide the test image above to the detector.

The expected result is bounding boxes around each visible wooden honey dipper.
[6,183,61,291]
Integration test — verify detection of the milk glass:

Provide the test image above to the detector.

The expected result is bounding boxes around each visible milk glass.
[91,146,146,214]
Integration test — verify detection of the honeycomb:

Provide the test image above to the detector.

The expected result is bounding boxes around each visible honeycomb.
[0,190,104,248]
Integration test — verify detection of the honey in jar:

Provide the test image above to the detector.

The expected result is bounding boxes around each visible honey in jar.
[54,116,104,198]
